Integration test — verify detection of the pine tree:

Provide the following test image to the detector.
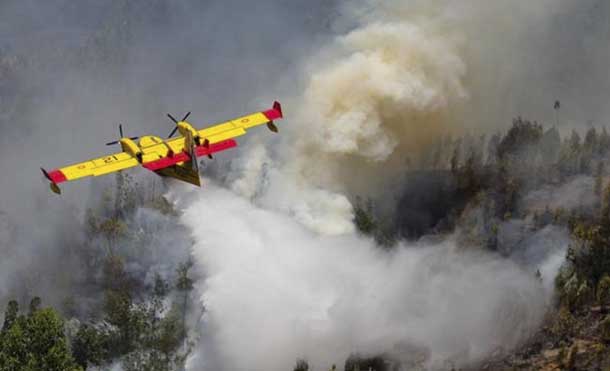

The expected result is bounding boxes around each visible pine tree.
[176,259,194,348]
[599,127,610,156]
[353,197,376,236]
[595,161,604,199]
[486,133,501,165]
[294,359,310,371]
[540,127,561,165]
[72,325,106,370]
[1,300,18,332]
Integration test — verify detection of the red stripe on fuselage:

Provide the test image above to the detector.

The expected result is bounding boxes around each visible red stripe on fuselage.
[142,139,238,171]
[48,170,67,184]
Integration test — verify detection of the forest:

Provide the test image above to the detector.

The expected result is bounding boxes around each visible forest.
[2,116,610,370]
[352,119,610,370]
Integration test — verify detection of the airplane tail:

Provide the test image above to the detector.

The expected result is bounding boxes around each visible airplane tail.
[153,131,201,187]
[187,134,199,174]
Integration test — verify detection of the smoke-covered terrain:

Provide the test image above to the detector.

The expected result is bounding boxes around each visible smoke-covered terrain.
[1,1,610,370]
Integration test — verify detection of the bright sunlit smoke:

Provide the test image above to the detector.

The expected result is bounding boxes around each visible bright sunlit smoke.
[182,184,557,371]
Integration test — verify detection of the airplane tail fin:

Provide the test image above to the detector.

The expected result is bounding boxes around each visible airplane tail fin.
[187,137,199,174]
[153,130,201,187]
[185,131,201,186]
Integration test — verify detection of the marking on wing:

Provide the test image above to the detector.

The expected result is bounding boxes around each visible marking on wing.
[56,152,138,181]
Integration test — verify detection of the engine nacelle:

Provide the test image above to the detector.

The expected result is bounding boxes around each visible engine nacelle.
[119,138,143,162]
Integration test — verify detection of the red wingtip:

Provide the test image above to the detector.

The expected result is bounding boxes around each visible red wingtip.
[41,167,64,194]
[48,169,67,184]
[41,167,66,183]
[263,101,283,121]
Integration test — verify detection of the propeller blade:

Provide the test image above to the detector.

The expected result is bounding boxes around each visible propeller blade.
[168,126,178,138]
[119,124,124,138]
[130,136,139,140]
[106,141,119,146]
[167,113,178,124]
[181,112,191,122]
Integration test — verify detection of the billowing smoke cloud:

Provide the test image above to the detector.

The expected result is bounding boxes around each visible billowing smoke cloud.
[299,21,466,162]
[180,1,607,370]
[231,0,610,233]
[227,3,470,234]
[182,184,563,371]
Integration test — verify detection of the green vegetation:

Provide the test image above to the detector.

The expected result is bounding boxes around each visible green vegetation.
[0,167,193,370]
[0,299,82,371]
[293,359,309,371]
[60,255,190,370]
[353,197,396,247]
[347,116,610,370]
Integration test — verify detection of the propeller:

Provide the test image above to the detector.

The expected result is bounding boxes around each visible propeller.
[167,111,191,138]
[106,124,139,146]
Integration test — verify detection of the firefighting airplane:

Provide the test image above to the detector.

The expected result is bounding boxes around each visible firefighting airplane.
[41,101,283,194]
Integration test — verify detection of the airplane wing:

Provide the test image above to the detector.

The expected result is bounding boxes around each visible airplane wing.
[144,101,283,168]
[195,101,283,143]
[42,152,139,193]
[167,101,283,151]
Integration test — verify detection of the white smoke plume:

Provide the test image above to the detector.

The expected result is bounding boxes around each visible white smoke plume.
[227,1,470,235]
[182,184,560,371]
[177,1,596,370]
[299,20,467,162]
[277,6,468,215]
[232,0,603,232]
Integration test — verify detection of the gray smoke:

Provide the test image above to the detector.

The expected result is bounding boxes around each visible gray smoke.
[182,184,565,371]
